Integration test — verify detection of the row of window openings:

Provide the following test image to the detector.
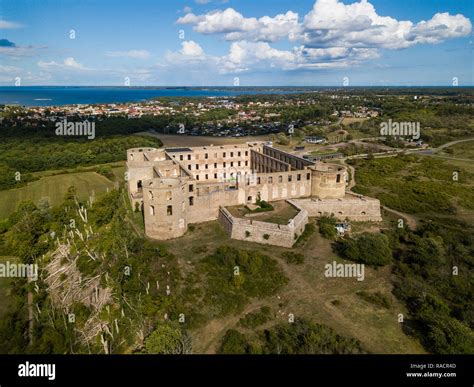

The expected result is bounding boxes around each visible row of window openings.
[188,161,248,170]
[151,200,370,219]
[178,151,248,161]
[149,198,194,217]
[145,172,315,200]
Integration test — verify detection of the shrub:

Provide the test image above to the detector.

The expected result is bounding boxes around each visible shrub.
[239,306,272,329]
[282,252,305,265]
[218,329,251,354]
[335,233,392,266]
[263,234,270,240]
[318,216,337,239]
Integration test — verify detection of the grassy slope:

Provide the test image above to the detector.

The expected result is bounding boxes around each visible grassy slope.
[0,171,114,219]
[160,219,425,354]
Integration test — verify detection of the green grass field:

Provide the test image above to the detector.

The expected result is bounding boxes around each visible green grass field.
[0,172,115,219]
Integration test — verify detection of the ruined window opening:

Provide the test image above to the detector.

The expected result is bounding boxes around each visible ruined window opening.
[306,173,311,180]
[297,174,301,181]
[149,191,154,200]
[189,197,194,206]
[167,205,173,216]
[150,205,155,216]
[336,174,341,183]
[137,180,142,190]
[166,191,172,201]
[189,184,194,192]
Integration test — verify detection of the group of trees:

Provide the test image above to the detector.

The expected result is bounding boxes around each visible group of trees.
[219,318,365,354]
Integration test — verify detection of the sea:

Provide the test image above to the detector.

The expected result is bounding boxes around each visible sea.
[0,86,309,107]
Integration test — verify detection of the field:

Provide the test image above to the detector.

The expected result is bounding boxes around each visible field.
[159,219,425,354]
[341,117,370,126]
[0,171,115,219]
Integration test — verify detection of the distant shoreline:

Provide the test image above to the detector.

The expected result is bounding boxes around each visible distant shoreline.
[1,85,472,107]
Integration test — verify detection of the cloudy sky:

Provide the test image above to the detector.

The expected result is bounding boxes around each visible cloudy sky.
[0,0,472,86]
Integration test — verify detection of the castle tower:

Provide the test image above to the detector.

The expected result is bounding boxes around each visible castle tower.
[310,163,347,199]
[142,177,188,240]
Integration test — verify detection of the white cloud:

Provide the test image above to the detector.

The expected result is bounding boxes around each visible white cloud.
[177,0,471,48]
[178,8,259,34]
[38,57,89,70]
[105,50,151,59]
[170,0,472,76]
[0,20,23,29]
[165,40,208,64]
[302,0,471,49]
[180,40,205,57]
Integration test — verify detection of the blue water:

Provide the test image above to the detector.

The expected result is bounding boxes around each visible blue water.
[0,86,305,107]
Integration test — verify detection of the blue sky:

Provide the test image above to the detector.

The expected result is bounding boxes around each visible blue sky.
[0,0,472,86]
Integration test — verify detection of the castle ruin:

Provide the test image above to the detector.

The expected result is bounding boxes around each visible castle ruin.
[127,142,382,246]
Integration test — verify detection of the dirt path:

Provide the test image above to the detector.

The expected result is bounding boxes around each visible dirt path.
[432,137,474,153]
[382,206,418,230]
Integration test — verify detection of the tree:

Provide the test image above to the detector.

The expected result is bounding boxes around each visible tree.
[144,324,183,354]
[336,233,392,266]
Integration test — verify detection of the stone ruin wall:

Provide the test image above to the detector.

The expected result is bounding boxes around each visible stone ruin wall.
[218,202,308,248]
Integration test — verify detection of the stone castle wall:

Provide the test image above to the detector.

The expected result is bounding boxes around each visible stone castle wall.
[126,142,382,242]
[218,202,308,248]
[293,194,383,222]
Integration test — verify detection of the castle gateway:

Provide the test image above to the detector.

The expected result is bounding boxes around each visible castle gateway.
[127,142,382,243]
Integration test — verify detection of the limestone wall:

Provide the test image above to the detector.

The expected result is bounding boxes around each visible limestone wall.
[309,163,347,199]
[218,203,308,248]
[293,194,382,222]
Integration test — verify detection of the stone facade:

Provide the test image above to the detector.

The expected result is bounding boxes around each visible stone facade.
[126,141,382,242]
[218,201,308,248]
[292,194,383,222]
